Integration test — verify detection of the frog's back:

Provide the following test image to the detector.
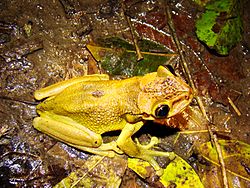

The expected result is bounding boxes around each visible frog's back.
[37,77,142,134]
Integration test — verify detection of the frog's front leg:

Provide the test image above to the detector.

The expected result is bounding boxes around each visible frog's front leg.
[33,113,122,157]
[116,122,175,176]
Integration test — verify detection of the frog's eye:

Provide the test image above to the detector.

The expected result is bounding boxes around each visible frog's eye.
[154,104,170,119]
[165,65,176,76]
[157,65,176,77]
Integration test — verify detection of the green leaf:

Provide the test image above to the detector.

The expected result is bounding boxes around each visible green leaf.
[128,155,204,187]
[192,0,213,7]
[127,158,152,179]
[195,0,242,55]
[160,155,204,188]
[87,38,176,76]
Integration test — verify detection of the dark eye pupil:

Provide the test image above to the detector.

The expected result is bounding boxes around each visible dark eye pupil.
[165,65,176,76]
[155,105,170,118]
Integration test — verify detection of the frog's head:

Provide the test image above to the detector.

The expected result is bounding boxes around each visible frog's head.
[138,66,193,120]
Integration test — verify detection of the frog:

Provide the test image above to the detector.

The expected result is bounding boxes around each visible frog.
[33,65,193,176]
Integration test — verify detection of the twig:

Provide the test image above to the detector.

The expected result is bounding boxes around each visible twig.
[179,129,231,134]
[165,3,229,188]
[174,129,231,144]
[128,50,177,57]
[228,96,241,116]
[121,1,143,61]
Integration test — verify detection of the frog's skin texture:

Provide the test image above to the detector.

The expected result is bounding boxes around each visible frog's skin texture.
[33,66,193,176]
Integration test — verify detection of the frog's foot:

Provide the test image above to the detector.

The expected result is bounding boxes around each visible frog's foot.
[117,122,176,176]
[135,137,175,160]
[135,139,175,176]
[135,136,175,161]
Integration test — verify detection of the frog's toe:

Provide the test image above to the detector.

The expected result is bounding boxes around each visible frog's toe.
[106,151,116,157]
[148,136,160,147]
[156,168,164,176]
[112,144,124,154]
[135,136,159,150]
[168,152,175,160]
[135,149,175,175]
[99,141,124,155]
[109,142,124,154]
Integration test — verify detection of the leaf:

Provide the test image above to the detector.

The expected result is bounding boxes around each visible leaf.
[160,155,204,188]
[128,155,204,188]
[87,38,177,76]
[54,156,127,188]
[127,158,152,179]
[195,0,242,55]
[133,22,177,52]
[198,140,250,187]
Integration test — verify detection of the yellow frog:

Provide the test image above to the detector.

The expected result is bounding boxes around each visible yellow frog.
[33,66,193,175]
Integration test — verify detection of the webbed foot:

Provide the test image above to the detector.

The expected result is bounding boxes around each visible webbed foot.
[117,122,175,176]
[134,138,175,176]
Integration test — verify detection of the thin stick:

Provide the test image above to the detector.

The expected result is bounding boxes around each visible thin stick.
[165,4,229,188]
[121,1,143,61]
[128,50,178,57]
[179,130,231,134]
[228,96,241,116]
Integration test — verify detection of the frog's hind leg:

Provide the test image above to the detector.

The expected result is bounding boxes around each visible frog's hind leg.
[34,74,109,100]
[33,115,121,157]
